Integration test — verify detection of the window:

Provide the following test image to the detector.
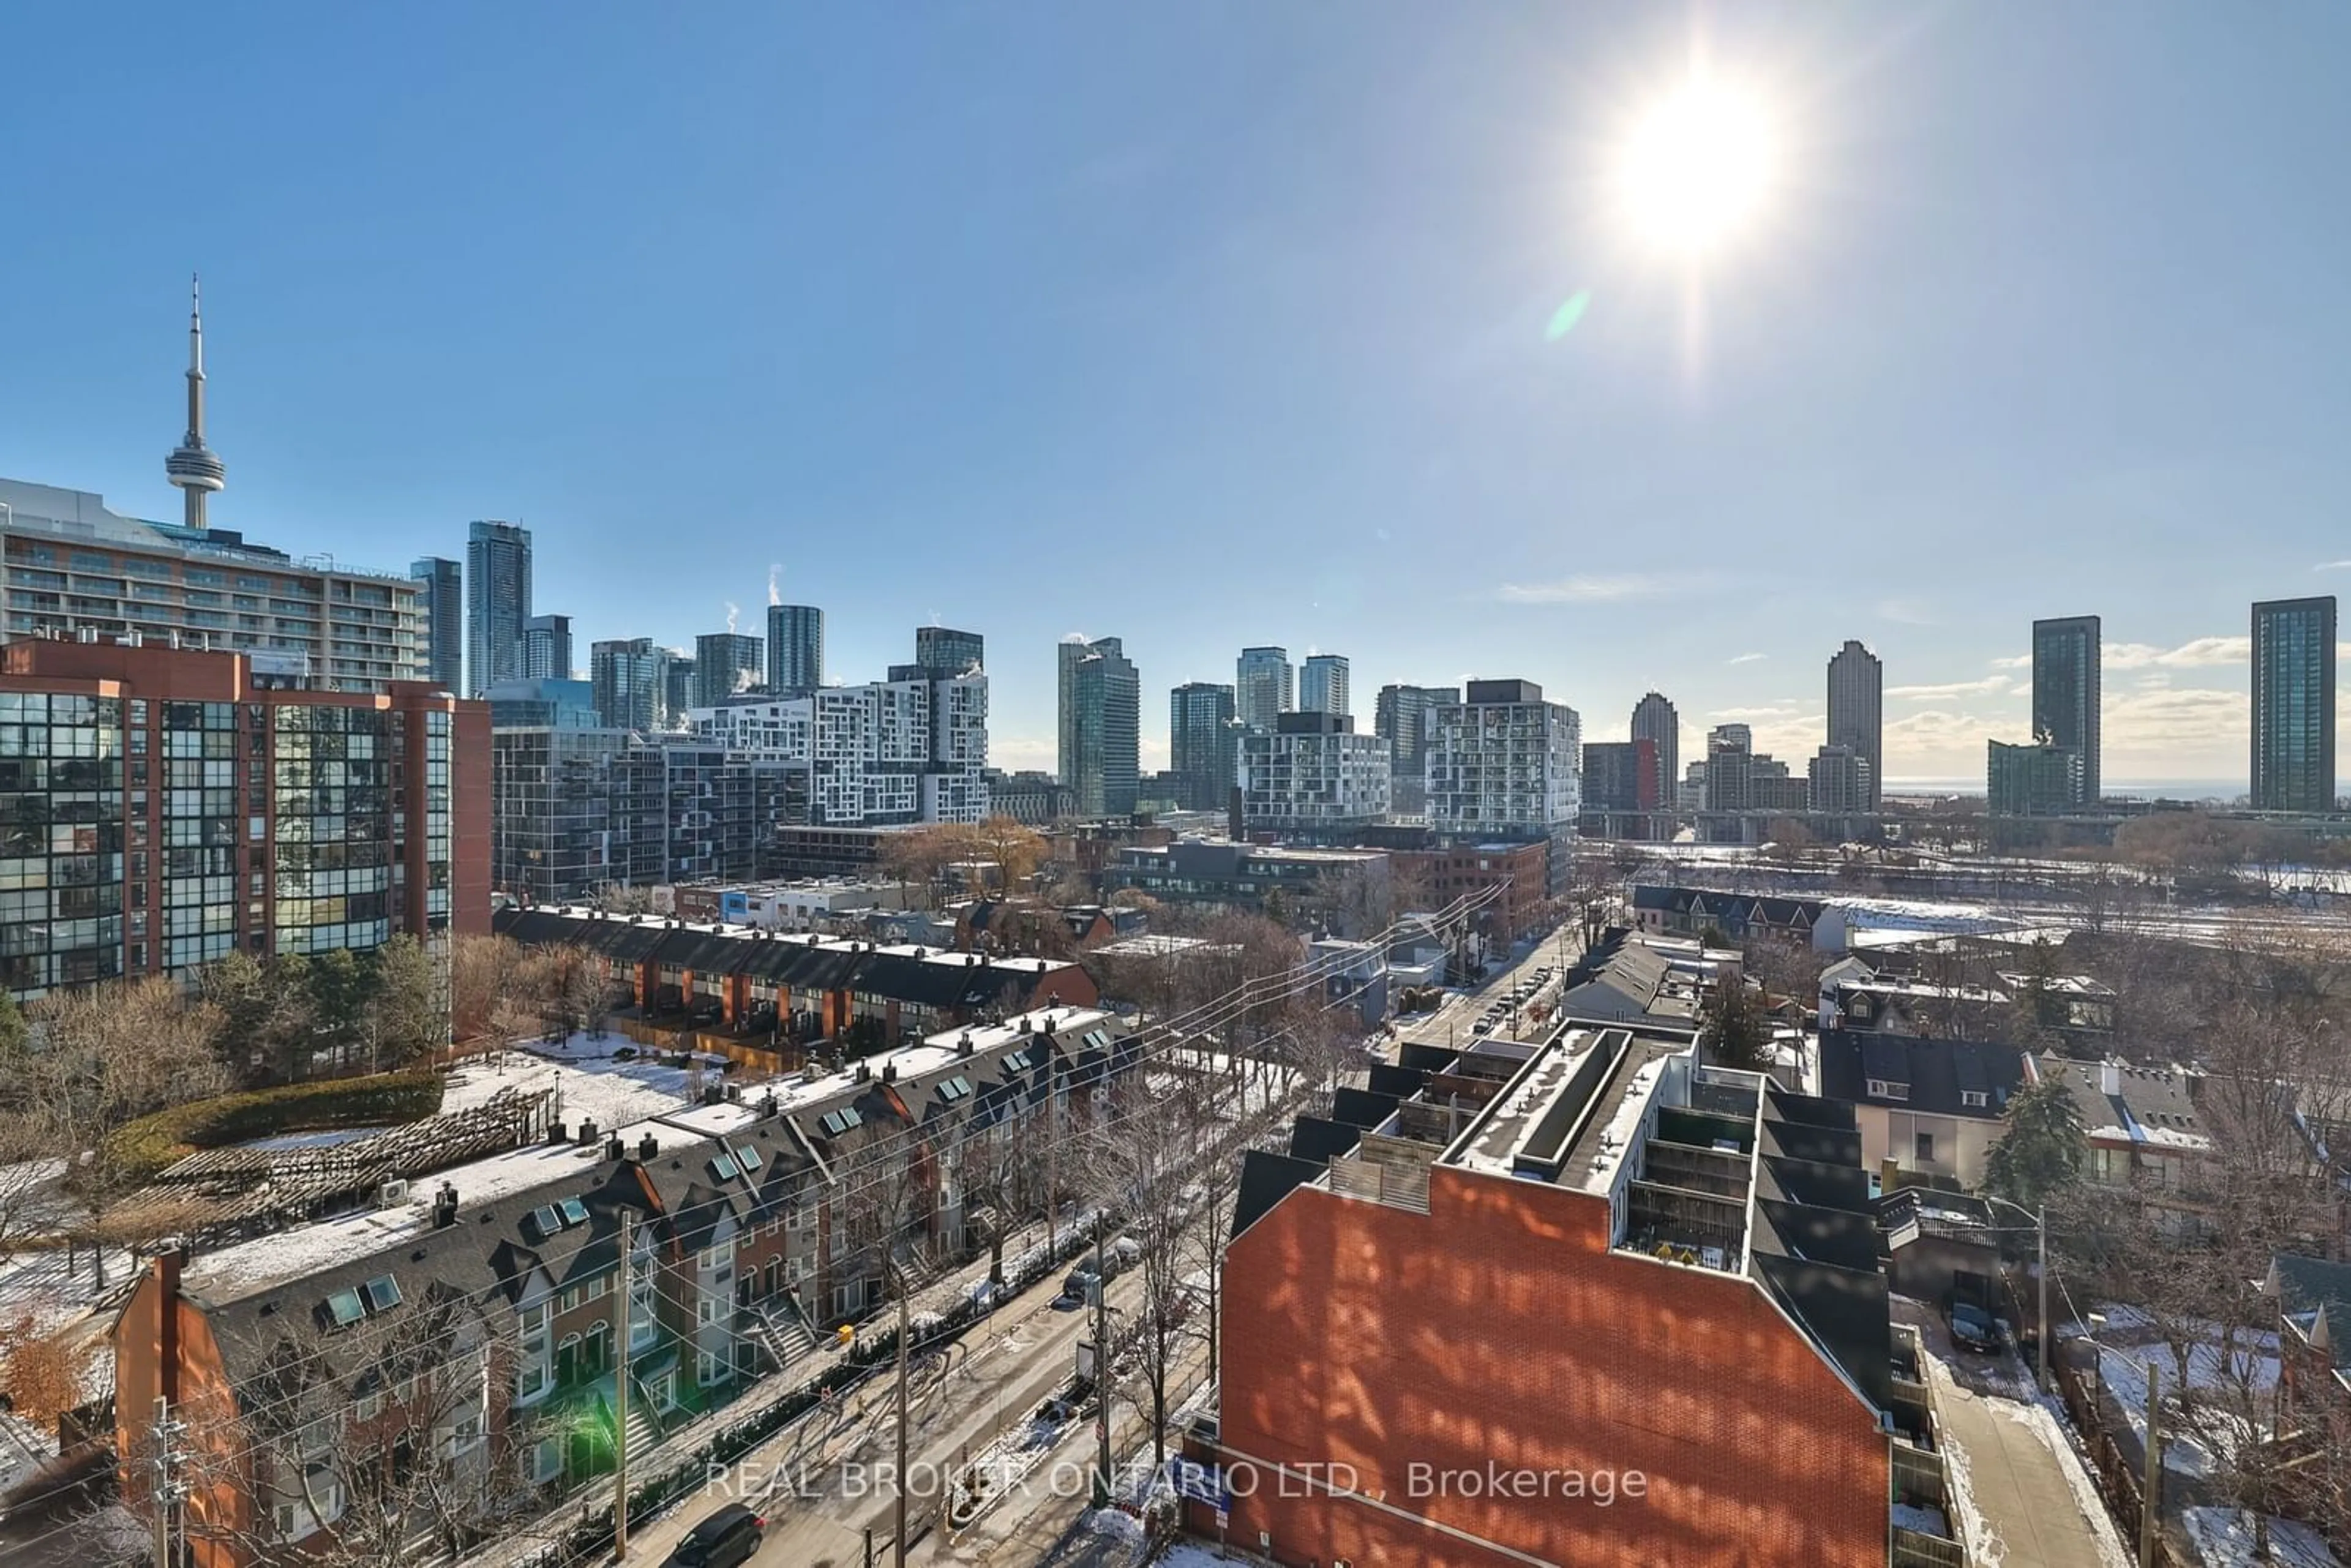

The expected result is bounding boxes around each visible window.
[1961,1090,1990,1109]
[354,1390,383,1422]
[444,1412,484,1458]
[1864,1078,1909,1102]
[697,1349,725,1386]
[527,1437,563,1484]
[1914,1131,1937,1165]
[699,1297,723,1325]
[700,1245,729,1272]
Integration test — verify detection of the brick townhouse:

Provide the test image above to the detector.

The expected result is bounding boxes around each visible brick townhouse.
[1193,1024,1900,1568]
[114,1006,1128,1567]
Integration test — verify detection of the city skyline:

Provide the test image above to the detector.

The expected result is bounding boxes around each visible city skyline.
[7,9,2351,787]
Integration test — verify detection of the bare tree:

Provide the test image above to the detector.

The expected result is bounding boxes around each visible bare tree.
[1086,1073,1199,1471]
[174,1291,536,1567]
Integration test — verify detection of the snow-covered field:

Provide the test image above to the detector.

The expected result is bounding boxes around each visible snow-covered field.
[2184,1508,2342,1567]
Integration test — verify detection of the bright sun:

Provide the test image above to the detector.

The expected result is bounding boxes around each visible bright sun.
[1616,74,1778,256]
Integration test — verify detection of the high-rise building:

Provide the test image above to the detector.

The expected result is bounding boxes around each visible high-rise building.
[1425,680,1581,838]
[1630,692,1680,804]
[1299,653,1351,716]
[1170,682,1240,812]
[1825,640,1883,808]
[590,637,667,732]
[1701,726,1803,813]
[767,604,825,691]
[1235,647,1293,731]
[1808,744,1874,816]
[1580,739,1659,812]
[2031,615,2101,806]
[1373,683,1459,814]
[694,632,763,708]
[484,677,597,730]
[1987,739,2084,817]
[0,476,426,689]
[0,640,486,1002]
[465,520,533,698]
[410,557,462,692]
[2251,596,2338,813]
[913,626,984,678]
[1238,713,1390,833]
[663,651,696,723]
[686,669,988,829]
[519,613,572,681]
[1059,637,1139,817]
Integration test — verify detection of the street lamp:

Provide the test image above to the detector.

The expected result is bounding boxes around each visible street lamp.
[2076,1316,2164,1568]
[1979,1194,2050,1394]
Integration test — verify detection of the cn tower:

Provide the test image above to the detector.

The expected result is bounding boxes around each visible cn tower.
[164,275,226,530]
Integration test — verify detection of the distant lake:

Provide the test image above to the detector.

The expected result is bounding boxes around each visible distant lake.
[1881,778,2253,802]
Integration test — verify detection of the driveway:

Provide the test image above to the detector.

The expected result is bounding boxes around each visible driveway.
[1899,1299,2132,1568]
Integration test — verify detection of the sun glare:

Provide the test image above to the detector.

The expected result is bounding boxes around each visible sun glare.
[1616,74,1778,257]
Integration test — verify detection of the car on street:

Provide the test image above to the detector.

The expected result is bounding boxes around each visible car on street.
[1946,1300,2001,1354]
[664,1503,766,1568]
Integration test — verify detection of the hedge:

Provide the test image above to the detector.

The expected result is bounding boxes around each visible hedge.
[103,1070,446,1184]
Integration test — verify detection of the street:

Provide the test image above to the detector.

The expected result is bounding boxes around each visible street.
[1392,922,1584,1059]
[623,1226,1198,1568]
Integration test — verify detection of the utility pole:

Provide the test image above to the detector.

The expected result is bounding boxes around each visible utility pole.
[615,1210,632,1561]
[2140,1358,2161,1568]
[149,1394,182,1568]
[2036,1204,2053,1394]
[894,1267,910,1564]
[1093,1212,1112,1502]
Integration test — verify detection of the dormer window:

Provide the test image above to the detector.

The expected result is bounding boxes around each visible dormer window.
[1961,1090,1990,1108]
[1865,1078,1910,1101]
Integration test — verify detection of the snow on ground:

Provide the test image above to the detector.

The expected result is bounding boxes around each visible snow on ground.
[1985,1395,2135,1567]
[2183,1508,2343,1567]
[0,1244,135,1335]
[1157,1544,1257,1567]
[2066,1309,2281,1484]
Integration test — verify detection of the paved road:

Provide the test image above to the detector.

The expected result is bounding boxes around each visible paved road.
[1905,1302,2131,1568]
[1393,924,1581,1060]
[622,1242,1168,1568]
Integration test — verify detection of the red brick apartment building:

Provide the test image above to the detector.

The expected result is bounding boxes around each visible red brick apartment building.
[1393,840,1550,942]
[1196,1026,1898,1567]
[0,638,488,1000]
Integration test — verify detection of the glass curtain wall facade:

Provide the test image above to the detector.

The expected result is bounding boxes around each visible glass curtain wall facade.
[2251,596,2338,812]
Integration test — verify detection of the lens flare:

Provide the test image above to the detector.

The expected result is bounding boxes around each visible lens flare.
[1616,75,1777,255]
[1546,291,1593,341]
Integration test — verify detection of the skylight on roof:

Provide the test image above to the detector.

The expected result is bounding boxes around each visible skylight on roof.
[559,1196,590,1228]
[940,1076,972,1103]
[733,1143,762,1171]
[528,1204,563,1239]
[363,1275,402,1313]
[326,1288,366,1327]
[711,1155,740,1181]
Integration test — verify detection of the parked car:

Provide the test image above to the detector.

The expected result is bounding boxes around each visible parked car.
[1062,1263,1103,1304]
[1947,1300,2001,1354]
[664,1503,766,1568]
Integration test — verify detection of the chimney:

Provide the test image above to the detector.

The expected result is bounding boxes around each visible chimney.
[578,1119,599,1146]
[637,1132,659,1161]
[2098,1060,2121,1097]
[606,1135,626,1161]
[958,1033,974,1058]
[547,1119,569,1146]
[882,1062,898,1082]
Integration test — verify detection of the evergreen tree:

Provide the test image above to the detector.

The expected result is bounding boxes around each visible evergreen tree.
[1984,1065,2088,1209]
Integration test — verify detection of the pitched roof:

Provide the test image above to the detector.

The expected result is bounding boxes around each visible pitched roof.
[1818,1029,2025,1120]
[2268,1252,2351,1372]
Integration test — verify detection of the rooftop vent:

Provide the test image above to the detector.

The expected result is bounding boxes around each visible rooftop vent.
[638,1132,659,1161]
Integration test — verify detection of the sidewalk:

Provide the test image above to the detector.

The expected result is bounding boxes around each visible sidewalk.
[1924,1352,2132,1568]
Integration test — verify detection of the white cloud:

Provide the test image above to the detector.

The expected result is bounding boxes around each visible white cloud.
[991,735,1059,772]
[1496,574,1670,604]
[2317,560,2351,572]
[1886,675,2012,701]
[1884,709,2012,774]
[1726,651,1768,665]
[2105,636,2248,669]
[1875,598,1937,626]
[1990,653,2032,670]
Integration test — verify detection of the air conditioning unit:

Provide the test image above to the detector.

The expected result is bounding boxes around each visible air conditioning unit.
[377,1179,411,1207]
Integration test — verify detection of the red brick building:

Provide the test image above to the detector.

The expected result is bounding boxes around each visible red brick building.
[1393,839,1550,941]
[1197,1027,1897,1567]
[0,638,488,1000]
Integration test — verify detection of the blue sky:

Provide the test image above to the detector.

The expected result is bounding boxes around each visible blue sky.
[5,4,2349,785]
